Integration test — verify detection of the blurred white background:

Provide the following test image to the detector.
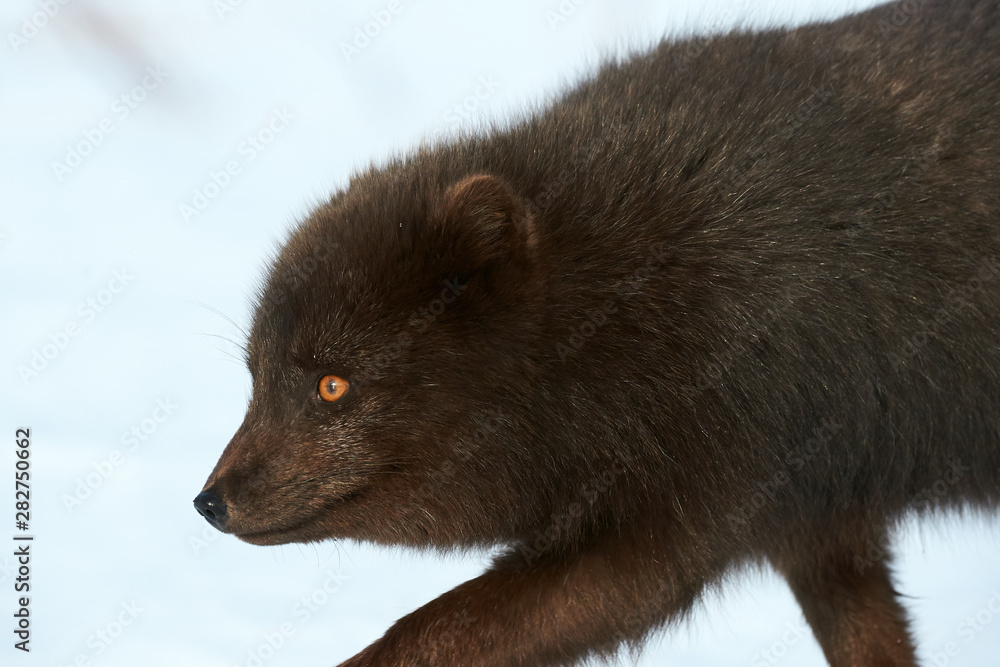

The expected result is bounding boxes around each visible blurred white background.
[1,0,998,665]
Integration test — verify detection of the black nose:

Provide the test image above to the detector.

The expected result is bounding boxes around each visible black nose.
[193,488,228,530]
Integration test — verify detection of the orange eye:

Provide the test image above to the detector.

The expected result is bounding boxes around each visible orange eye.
[318,374,349,402]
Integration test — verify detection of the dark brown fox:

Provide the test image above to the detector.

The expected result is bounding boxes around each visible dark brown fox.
[194,1,1000,664]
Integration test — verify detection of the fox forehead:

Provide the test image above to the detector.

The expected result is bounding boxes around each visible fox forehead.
[246,260,425,389]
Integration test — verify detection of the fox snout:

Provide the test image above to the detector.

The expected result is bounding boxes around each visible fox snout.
[193,487,228,531]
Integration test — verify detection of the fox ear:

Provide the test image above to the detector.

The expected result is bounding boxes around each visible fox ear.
[441,174,537,271]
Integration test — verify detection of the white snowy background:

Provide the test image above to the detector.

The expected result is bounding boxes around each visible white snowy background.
[1,0,999,665]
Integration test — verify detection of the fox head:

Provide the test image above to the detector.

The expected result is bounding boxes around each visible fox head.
[194,170,554,548]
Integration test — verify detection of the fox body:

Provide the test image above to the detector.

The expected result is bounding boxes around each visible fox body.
[196,1,1000,665]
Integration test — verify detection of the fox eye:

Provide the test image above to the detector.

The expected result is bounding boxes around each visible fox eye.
[317,374,349,402]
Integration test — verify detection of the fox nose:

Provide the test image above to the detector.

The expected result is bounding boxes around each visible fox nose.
[193,488,228,530]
